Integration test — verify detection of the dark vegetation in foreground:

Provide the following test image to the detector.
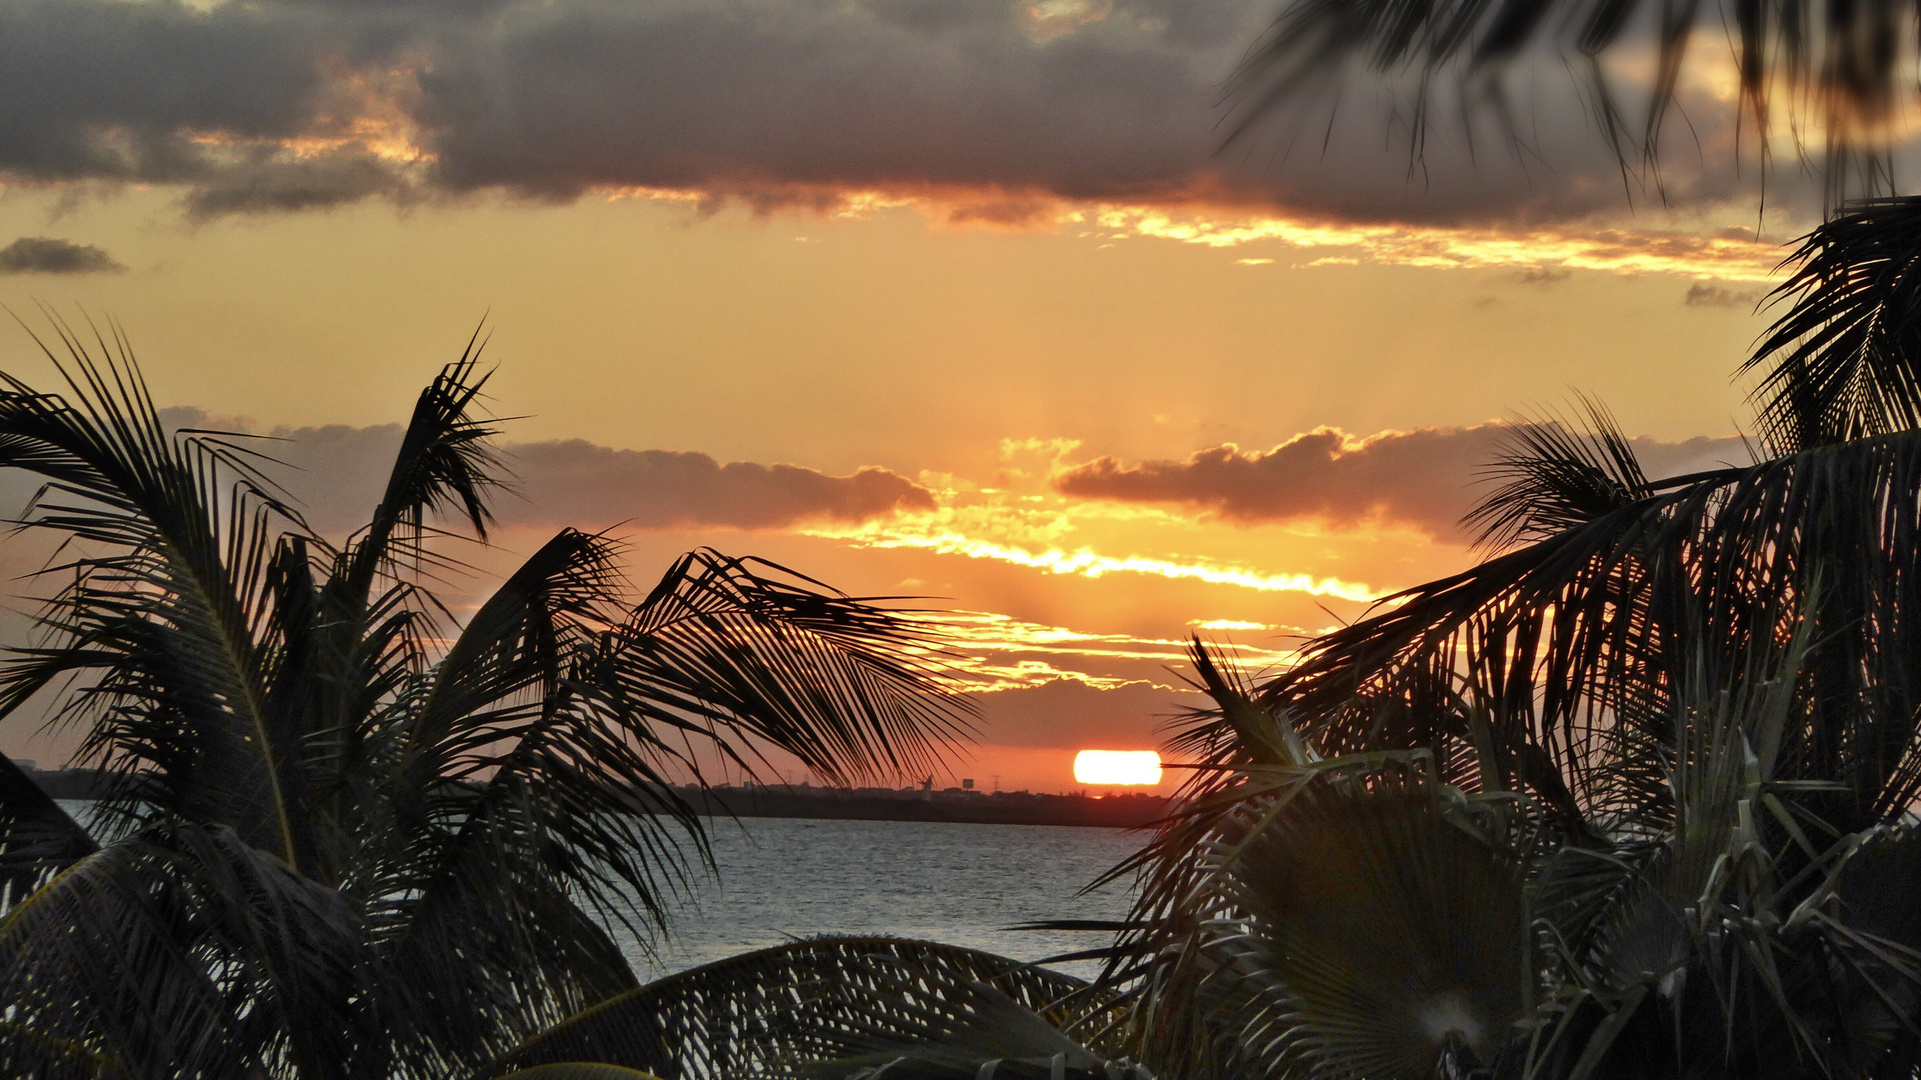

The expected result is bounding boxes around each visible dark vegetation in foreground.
[17,0,1921,1075]
[0,326,973,1079]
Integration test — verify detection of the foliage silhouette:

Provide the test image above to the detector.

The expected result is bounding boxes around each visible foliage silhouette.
[0,320,971,1080]
[1226,0,1921,206]
[1074,198,1921,1079]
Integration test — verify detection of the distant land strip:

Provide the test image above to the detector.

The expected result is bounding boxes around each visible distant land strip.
[685,784,1169,829]
[18,764,1170,830]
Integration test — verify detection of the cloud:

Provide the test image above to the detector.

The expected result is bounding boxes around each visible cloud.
[810,515,1382,600]
[968,677,1186,750]
[0,0,1833,249]
[179,147,417,221]
[1054,424,1753,538]
[404,0,1795,229]
[0,0,336,183]
[1685,281,1766,309]
[503,439,936,529]
[158,408,933,534]
[0,236,125,274]
[1511,267,1571,286]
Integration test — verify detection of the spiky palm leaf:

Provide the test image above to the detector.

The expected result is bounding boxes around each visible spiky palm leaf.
[1118,625,1921,1080]
[1234,426,1921,847]
[1089,645,1533,1080]
[0,324,973,1080]
[0,753,95,909]
[1465,398,1658,553]
[1747,196,1921,451]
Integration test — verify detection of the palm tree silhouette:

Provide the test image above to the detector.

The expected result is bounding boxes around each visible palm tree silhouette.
[0,321,972,1080]
[1087,200,1921,1079]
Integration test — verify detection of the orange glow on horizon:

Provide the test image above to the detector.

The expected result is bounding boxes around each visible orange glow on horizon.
[1074,750,1162,786]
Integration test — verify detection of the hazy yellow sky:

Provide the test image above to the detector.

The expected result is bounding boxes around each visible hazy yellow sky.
[0,0,1814,790]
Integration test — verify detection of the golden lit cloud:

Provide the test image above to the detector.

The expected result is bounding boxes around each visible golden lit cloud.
[1190,619,1272,632]
[1089,205,1782,279]
[932,610,1294,671]
[808,517,1380,601]
[595,185,1783,281]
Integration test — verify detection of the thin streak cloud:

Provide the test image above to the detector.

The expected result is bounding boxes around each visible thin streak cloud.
[807,520,1380,600]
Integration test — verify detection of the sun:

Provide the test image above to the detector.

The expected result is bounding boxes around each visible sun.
[1074,750,1162,786]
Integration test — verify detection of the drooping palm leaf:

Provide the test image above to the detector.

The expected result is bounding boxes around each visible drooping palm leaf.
[0,318,318,868]
[608,550,975,787]
[1245,429,1921,839]
[489,937,1114,1080]
[496,1068,666,1080]
[0,754,95,909]
[1224,0,1919,202]
[0,820,365,1080]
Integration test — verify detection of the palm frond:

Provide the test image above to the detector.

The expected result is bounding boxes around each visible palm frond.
[608,550,975,787]
[1224,0,1919,204]
[1465,398,1654,553]
[0,318,317,867]
[495,1060,668,1068]
[1746,196,1921,451]
[489,937,1111,1080]
[340,328,505,594]
[357,529,682,1072]
[1243,429,1921,837]
[290,339,502,850]
[1100,748,1529,1080]
[1226,775,1530,1080]
[0,821,364,1080]
[0,754,96,909]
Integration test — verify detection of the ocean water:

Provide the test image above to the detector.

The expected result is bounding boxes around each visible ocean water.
[53,803,1141,981]
[632,817,1139,980]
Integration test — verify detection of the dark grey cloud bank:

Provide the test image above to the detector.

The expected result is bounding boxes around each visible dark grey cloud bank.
[1056,424,1752,538]
[159,408,932,534]
[0,0,1795,227]
[0,237,124,274]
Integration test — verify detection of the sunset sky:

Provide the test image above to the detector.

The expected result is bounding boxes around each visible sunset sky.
[0,0,1841,790]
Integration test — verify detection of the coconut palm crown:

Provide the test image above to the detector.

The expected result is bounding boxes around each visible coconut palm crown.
[0,322,973,1080]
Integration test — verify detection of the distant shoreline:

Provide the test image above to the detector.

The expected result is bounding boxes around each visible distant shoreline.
[682,784,1168,829]
[22,765,1169,830]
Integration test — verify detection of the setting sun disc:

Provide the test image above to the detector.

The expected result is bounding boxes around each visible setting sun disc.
[1074,750,1162,786]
